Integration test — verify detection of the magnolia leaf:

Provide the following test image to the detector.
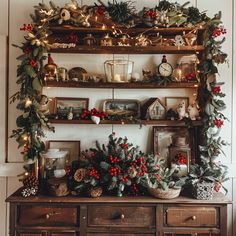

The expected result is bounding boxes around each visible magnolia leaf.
[33,47,39,57]
[32,78,42,91]
[25,65,37,78]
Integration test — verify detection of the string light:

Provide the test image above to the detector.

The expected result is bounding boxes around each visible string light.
[101,24,106,30]
[25,98,32,107]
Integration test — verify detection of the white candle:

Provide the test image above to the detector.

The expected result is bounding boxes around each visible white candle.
[114,74,121,82]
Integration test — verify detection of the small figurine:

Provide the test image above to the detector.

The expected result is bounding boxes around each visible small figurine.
[39,95,50,115]
[44,54,58,81]
[176,100,188,120]
[187,103,199,120]
[67,107,73,120]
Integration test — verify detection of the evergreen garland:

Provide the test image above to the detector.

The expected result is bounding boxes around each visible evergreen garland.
[10,0,228,177]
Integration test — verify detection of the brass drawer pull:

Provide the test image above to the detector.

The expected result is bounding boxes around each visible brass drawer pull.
[44,212,60,219]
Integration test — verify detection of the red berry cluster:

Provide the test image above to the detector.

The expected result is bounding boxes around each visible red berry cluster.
[212,27,227,38]
[122,176,129,183]
[120,143,128,149]
[147,10,157,19]
[155,173,161,181]
[212,86,221,94]
[130,183,139,195]
[67,33,78,44]
[175,153,187,165]
[137,165,147,176]
[29,59,37,67]
[109,155,120,164]
[214,182,221,192]
[20,24,33,31]
[80,108,108,120]
[214,118,224,128]
[108,167,121,176]
[89,167,100,180]
[185,72,197,81]
[24,48,31,55]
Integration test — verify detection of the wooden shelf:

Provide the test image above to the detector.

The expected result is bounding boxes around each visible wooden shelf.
[49,26,205,36]
[44,81,199,89]
[50,119,202,126]
[50,45,204,54]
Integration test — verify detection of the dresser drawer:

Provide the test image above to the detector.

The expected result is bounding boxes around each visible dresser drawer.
[87,234,155,236]
[18,205,78,226]
[165,206,218,227]
[87,205,155,228]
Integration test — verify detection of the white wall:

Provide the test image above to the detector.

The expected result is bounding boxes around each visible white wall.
[0,0,235,236]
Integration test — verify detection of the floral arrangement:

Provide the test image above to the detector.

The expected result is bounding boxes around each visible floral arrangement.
[185,157,229,194]
[10,0,228,191]
[69,133,148,197]
[141,157,184,191]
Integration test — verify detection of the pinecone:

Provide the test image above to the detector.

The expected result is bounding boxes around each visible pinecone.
[74,168,87,182]
[88,187,103,198]
[23,174,39,188]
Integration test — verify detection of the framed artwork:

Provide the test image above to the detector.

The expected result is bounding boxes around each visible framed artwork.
[153,126,191,161]
[165,97,189,111]
[47,140,80,164]
[103,99,141,118]
[54,97,89,118]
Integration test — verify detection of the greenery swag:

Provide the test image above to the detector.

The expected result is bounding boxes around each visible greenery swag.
[10,0,228,176]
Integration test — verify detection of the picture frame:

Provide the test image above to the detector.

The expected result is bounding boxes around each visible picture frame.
[47,140,80,164]
[103,99,141,118]
[54,97,89,118]
[165,97,189,111]
[153,126,193,163]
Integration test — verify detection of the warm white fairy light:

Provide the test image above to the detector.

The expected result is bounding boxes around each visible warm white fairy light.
[102,24,106,30]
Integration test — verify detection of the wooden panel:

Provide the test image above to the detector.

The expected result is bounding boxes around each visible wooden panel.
[18,205,78,226]
[165,206,218,227]
[17,233,45,236]
[87,205,155,228]
[50,233,77,236]
[87,234,154,236]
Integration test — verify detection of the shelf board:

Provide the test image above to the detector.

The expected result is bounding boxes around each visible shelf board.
[44,81,199,89]
[50,119,202,126]
[49,26,205,35]
[50,45,204,54]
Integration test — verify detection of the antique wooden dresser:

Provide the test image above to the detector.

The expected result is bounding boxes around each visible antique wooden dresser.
[6,190,230,236]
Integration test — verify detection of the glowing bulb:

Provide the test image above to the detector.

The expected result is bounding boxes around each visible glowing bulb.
[25,98,32,107]
[25,172,29,176]
[102,24,106,30]
[95,16,98,21]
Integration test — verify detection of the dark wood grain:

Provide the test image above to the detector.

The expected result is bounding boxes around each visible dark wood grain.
[50,45,204,54]
[44,81,199,89]
[87,205,155,228]
[49,119,203,126]
[165,206,218,227]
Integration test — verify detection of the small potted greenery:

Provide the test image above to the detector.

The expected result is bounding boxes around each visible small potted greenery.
[141,156,184,199]
[185,157,229,200]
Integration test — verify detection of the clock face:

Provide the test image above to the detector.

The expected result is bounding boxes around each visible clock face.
[158,63,173,77]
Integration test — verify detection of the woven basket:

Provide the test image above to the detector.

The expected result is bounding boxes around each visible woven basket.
[148,187,181,199]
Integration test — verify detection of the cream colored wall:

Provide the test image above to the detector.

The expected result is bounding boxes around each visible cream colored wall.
[0,0,235,236]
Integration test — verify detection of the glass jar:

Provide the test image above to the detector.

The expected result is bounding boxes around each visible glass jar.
[104,59,134,83]
[41,149,68,180]
[100,34,113,46]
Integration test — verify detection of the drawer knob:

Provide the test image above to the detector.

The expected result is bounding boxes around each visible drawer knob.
[120,214,125,219]
[192,215,197,220]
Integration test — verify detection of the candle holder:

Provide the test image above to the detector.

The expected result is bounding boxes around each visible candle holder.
[104,59,134,83]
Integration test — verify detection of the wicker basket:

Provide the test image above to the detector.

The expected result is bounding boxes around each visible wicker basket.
[148,187,181,199]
